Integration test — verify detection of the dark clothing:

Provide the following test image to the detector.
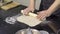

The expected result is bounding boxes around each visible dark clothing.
[39,0,60,16]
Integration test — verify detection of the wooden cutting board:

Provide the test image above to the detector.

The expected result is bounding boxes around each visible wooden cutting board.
[1,1,20,10]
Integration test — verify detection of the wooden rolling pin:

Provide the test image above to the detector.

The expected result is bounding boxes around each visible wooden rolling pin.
[21,10,37,17]
[21,10,46,21]
[16,10,47,26]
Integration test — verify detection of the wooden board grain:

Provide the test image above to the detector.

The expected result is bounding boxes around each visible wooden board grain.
[1,1,20,10]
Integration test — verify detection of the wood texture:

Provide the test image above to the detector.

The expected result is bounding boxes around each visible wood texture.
[1,1,20,10]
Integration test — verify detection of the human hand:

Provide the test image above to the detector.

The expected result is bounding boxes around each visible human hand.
[22,7,34,15]
[37,10,51,20]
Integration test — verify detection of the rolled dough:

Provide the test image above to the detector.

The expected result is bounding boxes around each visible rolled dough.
[17,15,42,27]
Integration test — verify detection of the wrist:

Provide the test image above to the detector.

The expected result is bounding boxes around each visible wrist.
[28,6,35,11]
[28,6,34,9]
[47,9,54,14]
[46,10,52,17]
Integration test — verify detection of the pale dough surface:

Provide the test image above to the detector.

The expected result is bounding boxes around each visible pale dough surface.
[17,15,42,27]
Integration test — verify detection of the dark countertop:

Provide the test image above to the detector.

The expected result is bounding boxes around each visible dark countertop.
[0,5,60,34]
[0,5,29,34]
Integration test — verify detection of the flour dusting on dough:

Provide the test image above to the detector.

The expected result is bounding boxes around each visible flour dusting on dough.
[17,15,42,27]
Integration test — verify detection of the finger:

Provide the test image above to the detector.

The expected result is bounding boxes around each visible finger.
[37,15,41,20]
[37,13,44,20]
[40,15,46,21]
[31,10,34,12]
[36,14,39,19]
[42,16,47,20]
[37,12,40,15]
[23,10,26,15]
[25,12,29,16]
[37,12,39,13]
[39,16,44,21]
[22,9,28,15]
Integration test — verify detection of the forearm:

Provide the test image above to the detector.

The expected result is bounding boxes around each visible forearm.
[47,0,60,14]
[29,0,35,9]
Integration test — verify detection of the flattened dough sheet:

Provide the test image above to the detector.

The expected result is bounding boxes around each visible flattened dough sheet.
[17,15,42,27]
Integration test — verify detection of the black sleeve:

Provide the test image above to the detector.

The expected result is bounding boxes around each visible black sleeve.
[39,0,55,10]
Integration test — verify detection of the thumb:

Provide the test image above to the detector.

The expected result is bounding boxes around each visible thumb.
[31,9,35,12]
[37,12,40,15]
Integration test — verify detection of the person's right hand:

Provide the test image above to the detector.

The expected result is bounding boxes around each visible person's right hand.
[22,7,34,15]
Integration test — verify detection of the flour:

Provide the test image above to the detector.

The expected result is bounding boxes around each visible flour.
[17,15,42,27]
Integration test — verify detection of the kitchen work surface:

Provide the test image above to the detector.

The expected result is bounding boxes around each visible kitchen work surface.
[0,5,60,34]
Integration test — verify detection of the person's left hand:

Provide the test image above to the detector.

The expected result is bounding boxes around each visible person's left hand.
[37,10,51,20]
